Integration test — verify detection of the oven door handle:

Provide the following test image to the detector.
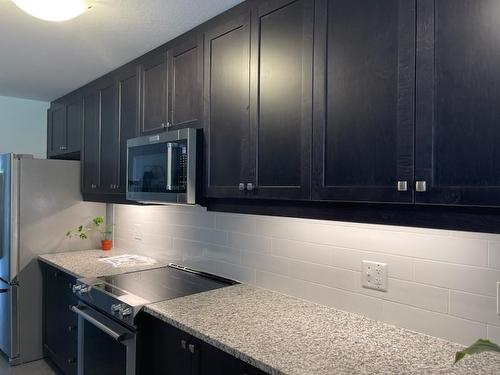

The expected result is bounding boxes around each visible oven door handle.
[71,305,127,342]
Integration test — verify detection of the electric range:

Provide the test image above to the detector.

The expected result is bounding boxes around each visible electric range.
[72,263,237,329]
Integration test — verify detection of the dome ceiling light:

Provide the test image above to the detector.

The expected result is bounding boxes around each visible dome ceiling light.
[11,0,91,22]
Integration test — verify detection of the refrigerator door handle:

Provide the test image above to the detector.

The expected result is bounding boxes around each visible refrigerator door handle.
[0,288,7,293]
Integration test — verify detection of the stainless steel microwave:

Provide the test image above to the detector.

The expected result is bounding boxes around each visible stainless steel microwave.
[126,128,200,204]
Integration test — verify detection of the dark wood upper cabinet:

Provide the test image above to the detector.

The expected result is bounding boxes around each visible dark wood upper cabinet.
[312,0,415,203]
[249,0,314,200]
[66,98,83,154]
[82,91,100,194]
[98,79,120,194]
[167,35,203,130]
[117,65,140,194]
[204,12,252,198]
[416,0,500,207]
[47,105,67,157]
[140,51,168,135]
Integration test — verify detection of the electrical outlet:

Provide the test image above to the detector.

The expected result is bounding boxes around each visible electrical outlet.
[362,260,388,292]
[497,282,500,315]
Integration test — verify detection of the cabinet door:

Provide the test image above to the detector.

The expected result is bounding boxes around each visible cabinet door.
[204,13,251,198]
[167,35,203,130]
[98,80,120,194]
[43,266,78,375]
[48,105,67,156]
[117,66,140,193]
[416,0,500,206]
[312,0,415,203]
[140,51,167,135]
[249,0,314,200]
[66,98,83,154]
[82,91,101,194]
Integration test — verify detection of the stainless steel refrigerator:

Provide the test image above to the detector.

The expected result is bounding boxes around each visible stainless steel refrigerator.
[0,154,105,365]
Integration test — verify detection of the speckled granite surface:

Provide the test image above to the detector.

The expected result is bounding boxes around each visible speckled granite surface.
[145,284,500,375]
[38,248,167,278]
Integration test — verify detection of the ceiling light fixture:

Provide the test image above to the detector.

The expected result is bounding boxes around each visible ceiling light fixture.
[11,0,91,22]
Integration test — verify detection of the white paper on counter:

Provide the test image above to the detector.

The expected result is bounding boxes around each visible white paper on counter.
[97,254,158,268]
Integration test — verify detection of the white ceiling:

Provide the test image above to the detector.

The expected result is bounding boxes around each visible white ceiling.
[0,0,244,101]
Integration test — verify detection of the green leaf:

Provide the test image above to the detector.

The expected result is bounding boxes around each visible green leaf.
[79,233,88,240]
[93,216,104,227]
[78,225,83,232]
[455,339,500,363]
[66,231,71,237]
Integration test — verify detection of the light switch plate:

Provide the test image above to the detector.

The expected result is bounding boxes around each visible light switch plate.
[362,260,388,292]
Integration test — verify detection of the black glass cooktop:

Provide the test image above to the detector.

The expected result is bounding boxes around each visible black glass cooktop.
[93,264,237,304]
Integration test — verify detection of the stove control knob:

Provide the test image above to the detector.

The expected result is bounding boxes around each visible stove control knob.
[119,307,132,317]
[78,286,91,295]
[111,303,122,314]
[72,285,82,294]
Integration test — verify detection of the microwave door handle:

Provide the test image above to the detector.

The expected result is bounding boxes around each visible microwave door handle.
[166,143,173,190]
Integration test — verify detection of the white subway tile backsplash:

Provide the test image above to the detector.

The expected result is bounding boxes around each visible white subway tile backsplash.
[487,325,500,343]
[414,261,500,297]
[114,204,498,345]
[379,300,487,346]
[450,291,500,326]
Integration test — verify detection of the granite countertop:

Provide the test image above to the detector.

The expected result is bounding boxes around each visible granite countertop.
[38,248,167,278]
[145,284,500,375]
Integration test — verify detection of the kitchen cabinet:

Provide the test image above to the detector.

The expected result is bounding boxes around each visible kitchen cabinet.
[204,11,252,198]
[167,35,203,130]
[248,0,314,200]
[415,0,500,207]
[140,51,168,135]
[47,104,66,157]
[97,78,120,194]
[117,65,140,193]
[138,313,267,375]
[312,0,415,203]
[47,98,82,159]
[43,264,78,375]
[82,90,100,195]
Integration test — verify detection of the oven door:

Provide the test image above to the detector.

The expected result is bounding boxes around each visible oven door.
[72,304,136,375]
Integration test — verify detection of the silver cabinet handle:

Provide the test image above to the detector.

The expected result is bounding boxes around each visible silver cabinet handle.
[166,122,172,129]
[91,184,97,189]
[160,122,166,128]
[180,339,187,350]
[416,180,427,192]
[246,183,255,191]
[238,183,245,191]
[188,344,196,354]
[397,181,408,192]
[59,146,67,151]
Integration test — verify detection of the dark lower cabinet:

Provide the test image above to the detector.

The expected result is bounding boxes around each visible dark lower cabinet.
[312,0,415,204]
[138,313,267,375]
[204,11,252,198]
[43,264,78,375]
[415,0,500,207]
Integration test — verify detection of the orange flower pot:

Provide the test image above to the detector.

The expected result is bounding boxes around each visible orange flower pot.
[101,239,113,251]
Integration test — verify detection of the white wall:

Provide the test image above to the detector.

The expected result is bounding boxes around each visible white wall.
[114,204,500,346]
[0,95,49,158]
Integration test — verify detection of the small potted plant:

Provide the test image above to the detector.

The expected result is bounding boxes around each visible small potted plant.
[66,216,114,251]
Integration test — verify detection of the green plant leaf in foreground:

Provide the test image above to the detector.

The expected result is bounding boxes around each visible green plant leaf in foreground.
[455,339,500,363]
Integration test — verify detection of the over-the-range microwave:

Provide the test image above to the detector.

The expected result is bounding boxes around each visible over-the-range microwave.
[126,128,200,205]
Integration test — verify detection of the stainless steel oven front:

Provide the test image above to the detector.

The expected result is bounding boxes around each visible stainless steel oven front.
[126,128,200,204]
[72,303,136,375]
